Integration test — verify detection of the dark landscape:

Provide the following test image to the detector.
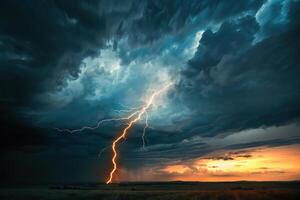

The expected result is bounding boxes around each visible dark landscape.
[1,181,300,200]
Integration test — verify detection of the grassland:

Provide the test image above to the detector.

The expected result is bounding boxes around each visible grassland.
[0,181,299,200]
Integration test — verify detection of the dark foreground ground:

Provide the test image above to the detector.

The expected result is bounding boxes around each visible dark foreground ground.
[1,181,299,200]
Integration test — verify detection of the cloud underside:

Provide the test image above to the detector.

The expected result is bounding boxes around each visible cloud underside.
[1,0,300,182]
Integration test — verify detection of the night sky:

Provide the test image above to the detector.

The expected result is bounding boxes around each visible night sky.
[1,0,300,184]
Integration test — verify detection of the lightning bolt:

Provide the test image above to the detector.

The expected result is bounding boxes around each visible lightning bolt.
[106,82,173,184]
[55,82,173,184]
[113,106,142,115]
[54,110,140,134]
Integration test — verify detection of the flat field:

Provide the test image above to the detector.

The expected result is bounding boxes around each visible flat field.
[0,181,299,200]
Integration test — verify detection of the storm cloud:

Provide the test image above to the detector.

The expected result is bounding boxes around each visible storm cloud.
[1,0,300,183]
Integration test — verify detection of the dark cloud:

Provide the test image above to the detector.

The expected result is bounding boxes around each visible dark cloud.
[0,0,267,151]
[185,15,259,77]
[122,0,264,47]
[288,0,300,27]
[206,151,252,161]
[0,0,116,105]
[1,0,300,184]
[226,137,300,150]
[179,14,300,137]
[0,107,48,152]
[118,0,265,64]
[0,0,265,107]
[0,0,111,152]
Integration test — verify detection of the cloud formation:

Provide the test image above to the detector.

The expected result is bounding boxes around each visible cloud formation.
[1,0,300,183]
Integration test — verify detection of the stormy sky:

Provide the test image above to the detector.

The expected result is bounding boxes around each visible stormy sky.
[1,0,300,184]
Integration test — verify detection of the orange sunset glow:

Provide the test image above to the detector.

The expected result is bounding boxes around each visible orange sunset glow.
[161,144,300,181]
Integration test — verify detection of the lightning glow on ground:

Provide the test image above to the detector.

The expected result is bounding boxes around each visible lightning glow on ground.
[106,82,173,184]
